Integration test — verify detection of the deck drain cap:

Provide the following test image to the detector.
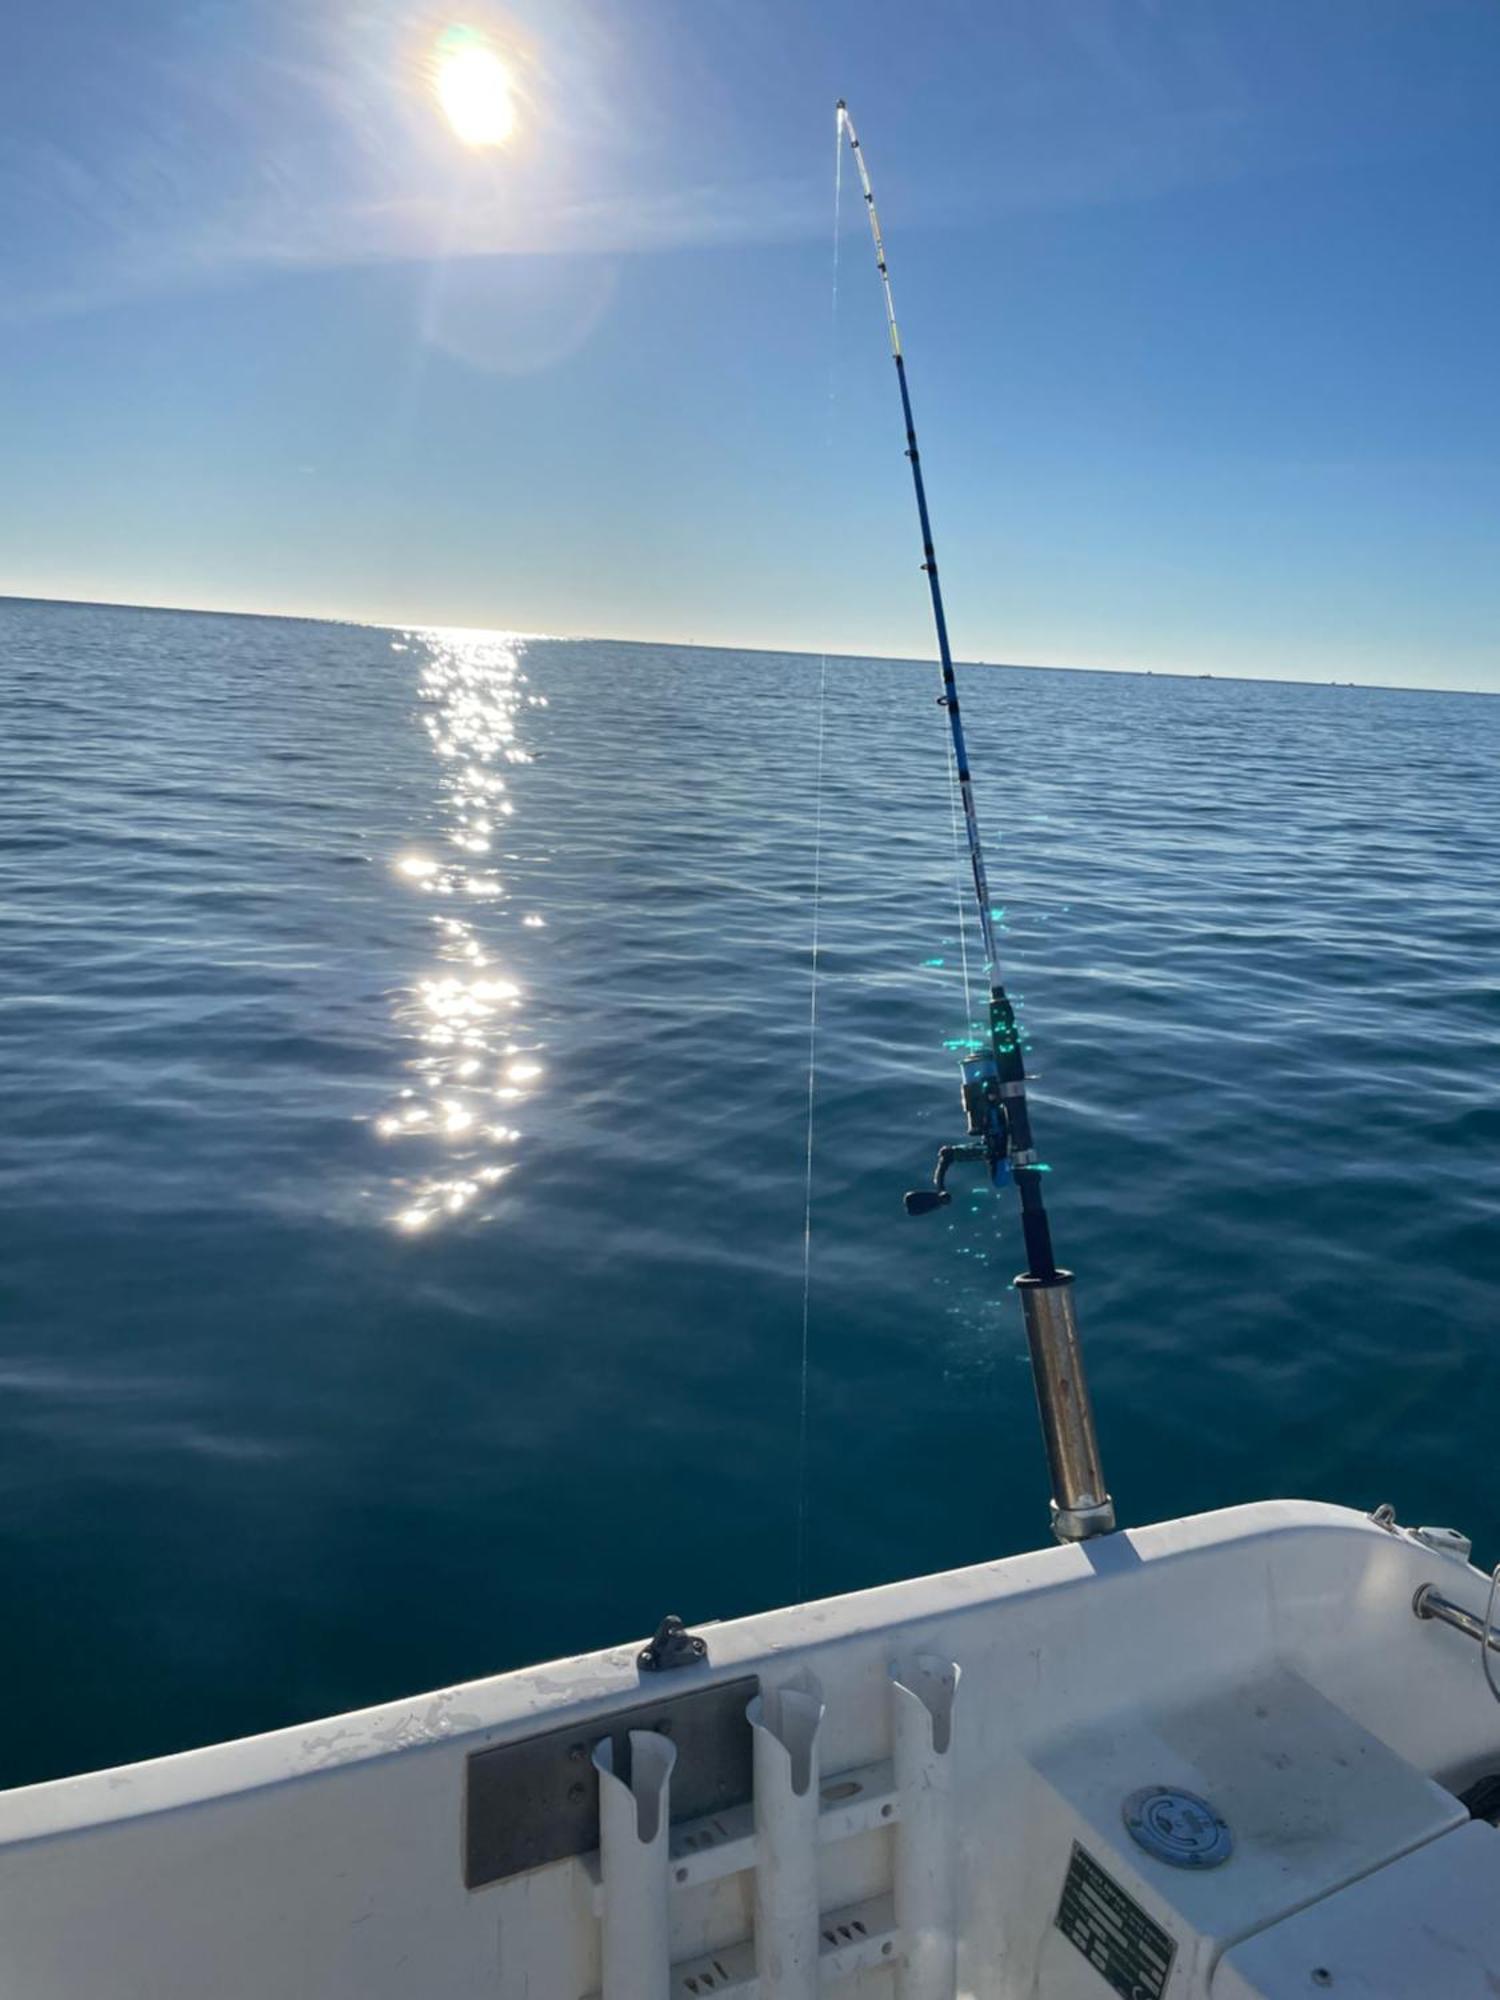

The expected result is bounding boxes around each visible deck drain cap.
[1122,1786,1233,1868]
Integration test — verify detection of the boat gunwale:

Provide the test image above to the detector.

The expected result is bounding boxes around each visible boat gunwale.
[0,1498,1435,1847]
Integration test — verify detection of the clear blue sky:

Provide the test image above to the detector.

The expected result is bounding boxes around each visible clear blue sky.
[1,0,1497,688]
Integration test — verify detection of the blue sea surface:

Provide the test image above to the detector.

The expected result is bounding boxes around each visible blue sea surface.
[1,596,1497,1786]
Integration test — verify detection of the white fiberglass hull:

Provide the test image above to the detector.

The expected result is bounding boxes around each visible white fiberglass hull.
[3,1501,1500,1998]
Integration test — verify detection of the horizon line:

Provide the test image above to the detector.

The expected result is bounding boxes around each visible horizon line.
[0,590,1489,700]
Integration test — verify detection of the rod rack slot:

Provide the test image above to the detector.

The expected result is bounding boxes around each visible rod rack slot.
[582,1894,899,2000]
[583,1760,897,1911]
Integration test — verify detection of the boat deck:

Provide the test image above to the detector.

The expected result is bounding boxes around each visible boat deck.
[3,1501,1499,1997]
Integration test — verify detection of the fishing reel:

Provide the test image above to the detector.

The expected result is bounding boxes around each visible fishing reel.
[904,1050,1011,1215]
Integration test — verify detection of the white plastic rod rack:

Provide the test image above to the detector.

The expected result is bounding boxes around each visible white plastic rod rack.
[891,1656,961,2000]
[584,1656,961,2000]
[748,1679,826,2000]
[593,1729,678,2000]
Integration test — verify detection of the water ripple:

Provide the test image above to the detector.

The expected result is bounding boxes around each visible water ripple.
[1,600,1498,1786]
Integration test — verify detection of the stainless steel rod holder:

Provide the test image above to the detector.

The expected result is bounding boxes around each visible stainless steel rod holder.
[1015,1270,1115,1542]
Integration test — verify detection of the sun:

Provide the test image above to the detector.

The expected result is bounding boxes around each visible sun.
[433,27,515,148]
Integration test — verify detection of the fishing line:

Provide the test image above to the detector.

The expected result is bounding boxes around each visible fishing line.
[800,117,848,1600]
[794,649,825,1601]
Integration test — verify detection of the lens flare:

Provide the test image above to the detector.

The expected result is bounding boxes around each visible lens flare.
[434,27,515,147]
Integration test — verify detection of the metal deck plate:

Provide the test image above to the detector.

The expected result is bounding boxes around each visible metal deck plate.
[464,1675,758,1888]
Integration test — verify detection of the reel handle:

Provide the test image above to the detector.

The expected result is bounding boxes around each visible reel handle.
[903,1187,951,1216]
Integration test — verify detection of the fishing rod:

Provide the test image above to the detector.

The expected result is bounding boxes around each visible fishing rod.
[836,101,1114,1542]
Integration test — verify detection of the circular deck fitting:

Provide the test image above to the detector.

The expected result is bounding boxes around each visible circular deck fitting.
[1122,1786,1233,1869]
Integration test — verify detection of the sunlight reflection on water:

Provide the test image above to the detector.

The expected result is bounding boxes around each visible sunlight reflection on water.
[6,599,1500,1790]
[378,630,544,1231]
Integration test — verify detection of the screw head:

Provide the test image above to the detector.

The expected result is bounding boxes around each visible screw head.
[567,1782,587,1805]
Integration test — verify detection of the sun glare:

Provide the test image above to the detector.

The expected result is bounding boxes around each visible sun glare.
[434,28,515,148]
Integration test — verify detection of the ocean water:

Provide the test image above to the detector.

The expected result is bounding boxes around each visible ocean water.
[1,595,1498,1787]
